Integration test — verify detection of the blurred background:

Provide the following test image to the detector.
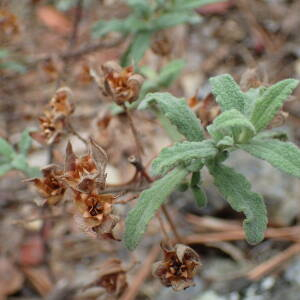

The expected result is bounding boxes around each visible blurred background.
[1,0,300,299]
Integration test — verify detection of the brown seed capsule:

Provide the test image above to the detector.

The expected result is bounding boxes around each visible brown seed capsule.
[30,87,74,145]
[96,259,128,295]
[152,243,201,291]
[26,164,66,205]
[99,61,144,105]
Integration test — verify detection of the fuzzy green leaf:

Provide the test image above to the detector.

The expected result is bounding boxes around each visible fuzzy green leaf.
[209,74,248,113]
[208,163,267,244]
[124,167,188,250]
[256,130,288,141]
[207,109,256,143]
[151,140,217,176]
[174,0,226,10]
[11,154,28,171]
[0,138,15,159]
[18,129,32,156]
[239,139,300,178]
[139,92,204,141]
[0,163,12,176]
[92,19,129,38]
[250,79,299,132]
[190,171,207,207]
[121,31,152,66]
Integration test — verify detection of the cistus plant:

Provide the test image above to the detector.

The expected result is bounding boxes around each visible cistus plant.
[124,75,300,250]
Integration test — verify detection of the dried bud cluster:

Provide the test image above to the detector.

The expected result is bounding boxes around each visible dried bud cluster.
[95,258,128,296]
[188,94,221,127]
[28,139,120,240]
[0,9,19,38]
[64,140,120,240]
[30,87,74,145]
[100,61,144,105]
[152,243,201,291]
[27,164,66,206]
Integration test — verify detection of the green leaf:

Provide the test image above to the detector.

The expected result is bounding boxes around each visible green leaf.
[124,167,188,250]
[121,31,152,66]
[151,140,217,176]
[208,163,267,244]
[157,59,185,88]
[0,61,27,73]
[0,48,10,59]
[0,163,12,176]
[0,138,15,159]
[250,79,299,132]
[216,136,234,149]
[174,0,226,10]
[92,19,129,38]
[207,109,256,143]
[11,154,28,171]
[150,12,200,31]
[18,129,32,156]
[139,92,204,141]
[239,139,300,178]
[256,130,288,141]
[24,167,42,178]
[190,171,207,207]
[209,74,248,114]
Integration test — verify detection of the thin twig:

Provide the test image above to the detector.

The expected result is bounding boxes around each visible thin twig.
[247,242,300,281]
[120,244,160,300]
[161,204,183,244]
[157,211,171,246]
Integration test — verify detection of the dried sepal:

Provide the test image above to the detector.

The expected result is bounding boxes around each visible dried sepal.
[63,139,108,193]
[152,243,201,291]
[99,61,144,105]
[96,258,128,295]
[26,164,66,205]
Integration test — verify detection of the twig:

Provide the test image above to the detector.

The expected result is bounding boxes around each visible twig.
[247,242,300,281]
[125,108,144,162]
[120,244,160,300]
[161,204,183,244]
[67,121,88,145]
[156,211,172,246]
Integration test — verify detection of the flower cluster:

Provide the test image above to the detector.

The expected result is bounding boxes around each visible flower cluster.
[152,243,201,291]
[30,87,74,145]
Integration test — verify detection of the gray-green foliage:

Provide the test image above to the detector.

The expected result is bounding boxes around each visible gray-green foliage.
[124,167,188,250]
[0,129,41,178]
[92,0,225,66]
[124,73,300,250]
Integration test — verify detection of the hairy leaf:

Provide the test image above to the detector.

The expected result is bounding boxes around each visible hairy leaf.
[207,109,256,143]
[121,31,152,66]
[92,19,129,38]
[209,74,248,113]
[250,79,299,132]
[139,92,204,141]
[190,171,207,207]
[0,163,12,176]
[0,138,15,159]
[124,167,188,250]
[18,129,32,156]
[239,139,300,178]
[256,130,288,141]
[174,0,226,9]
[208,163,267,244]
[151,140,217,176]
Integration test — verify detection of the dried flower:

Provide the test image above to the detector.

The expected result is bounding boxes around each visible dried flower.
[30,87,74,145]
[0,9,19,37]
[96,259,128,295]
[73,192,120,240]
[189,94,221,127]
[100,61,144,105]
[63,138,107,193]
[27,164,66,205]
[152,243,201,291]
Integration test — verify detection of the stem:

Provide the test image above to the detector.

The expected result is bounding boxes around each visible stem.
[157,212,171,246]
[125,108,144,162]
[161,204,183,244]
